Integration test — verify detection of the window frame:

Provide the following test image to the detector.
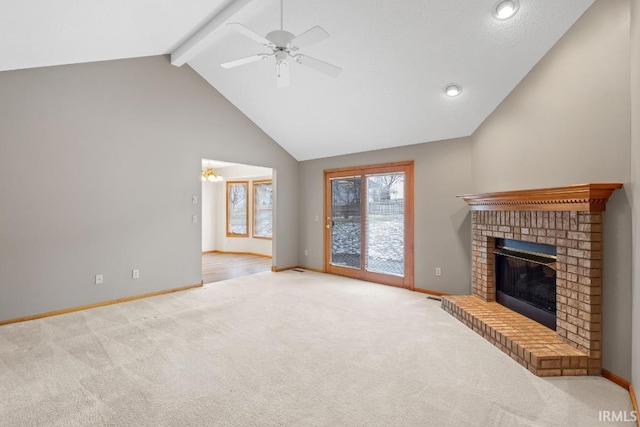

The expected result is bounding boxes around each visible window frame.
[226,180,249,238]
[252,179,273,240]
[323,161,414,289]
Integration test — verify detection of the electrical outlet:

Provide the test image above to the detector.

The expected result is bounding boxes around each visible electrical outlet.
[132,269,140,279]
[304,249,308,256]
[95,274,104,285]
[192,195,198,204]
[435,267,442,277]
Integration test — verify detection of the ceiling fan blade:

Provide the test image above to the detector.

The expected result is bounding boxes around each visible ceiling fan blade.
[296,55,341,77]
[289,26,330,50]
[227,23,275,48]
[221,54,270,69]
[276,60,290,88]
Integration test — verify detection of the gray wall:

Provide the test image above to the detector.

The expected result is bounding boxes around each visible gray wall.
[0,0,636,388]
[0,55,298,321]
[631,0,640,394]
[298,137,473,295]
[298,0,635,380]
[472,0,633,379]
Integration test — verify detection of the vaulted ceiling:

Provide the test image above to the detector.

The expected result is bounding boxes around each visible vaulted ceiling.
[0,0,594,160]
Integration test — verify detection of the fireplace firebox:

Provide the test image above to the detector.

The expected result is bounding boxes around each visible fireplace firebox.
[494,239,556,330]
[447,183,622,376]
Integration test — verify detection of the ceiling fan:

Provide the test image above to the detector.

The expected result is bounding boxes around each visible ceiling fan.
[220,0,341,88]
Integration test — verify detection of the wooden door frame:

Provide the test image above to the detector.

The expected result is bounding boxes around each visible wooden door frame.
[323,161,414,289]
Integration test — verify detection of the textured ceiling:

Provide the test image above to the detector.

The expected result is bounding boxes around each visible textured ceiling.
[0,0,230,71]
[0,0,594,161]
[188,0,594,160]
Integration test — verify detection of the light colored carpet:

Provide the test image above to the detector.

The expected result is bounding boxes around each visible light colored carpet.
[0,271,633,426]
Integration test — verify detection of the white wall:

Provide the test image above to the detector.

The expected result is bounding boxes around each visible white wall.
[630,0,640,394]
[202,164,273,256]
[472,0,632,379]
[0,55,297,322]
[201,179,218,252]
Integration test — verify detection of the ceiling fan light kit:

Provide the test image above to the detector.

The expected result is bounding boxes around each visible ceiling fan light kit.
[220,0,341,88]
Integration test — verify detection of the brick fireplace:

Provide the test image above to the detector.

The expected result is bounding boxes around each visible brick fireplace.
[442,183,622,376]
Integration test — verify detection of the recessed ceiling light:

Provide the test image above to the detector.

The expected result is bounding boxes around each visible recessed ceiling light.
[444,84,462,97]
[493,0,519,20]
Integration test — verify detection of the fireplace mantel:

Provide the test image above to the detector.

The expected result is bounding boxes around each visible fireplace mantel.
[458,183,622,212]
[443,182,623,376]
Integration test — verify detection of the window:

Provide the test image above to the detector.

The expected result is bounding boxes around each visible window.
[253,180,273,239]
[226,181,249,237]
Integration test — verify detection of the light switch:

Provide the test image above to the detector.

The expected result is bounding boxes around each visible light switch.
[192,215,198,223]
[192,195,198,204]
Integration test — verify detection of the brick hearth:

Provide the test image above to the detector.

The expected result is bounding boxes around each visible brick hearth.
[442,296,589,376]
[446,184,621,376]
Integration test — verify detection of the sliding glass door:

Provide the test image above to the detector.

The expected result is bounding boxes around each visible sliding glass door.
[329,176,362,269]
[324,162,414,288]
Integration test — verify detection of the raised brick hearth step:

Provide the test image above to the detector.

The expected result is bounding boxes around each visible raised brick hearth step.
[442,295,593,376]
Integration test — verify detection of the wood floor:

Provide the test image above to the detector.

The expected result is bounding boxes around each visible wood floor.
[202,252,272,284]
